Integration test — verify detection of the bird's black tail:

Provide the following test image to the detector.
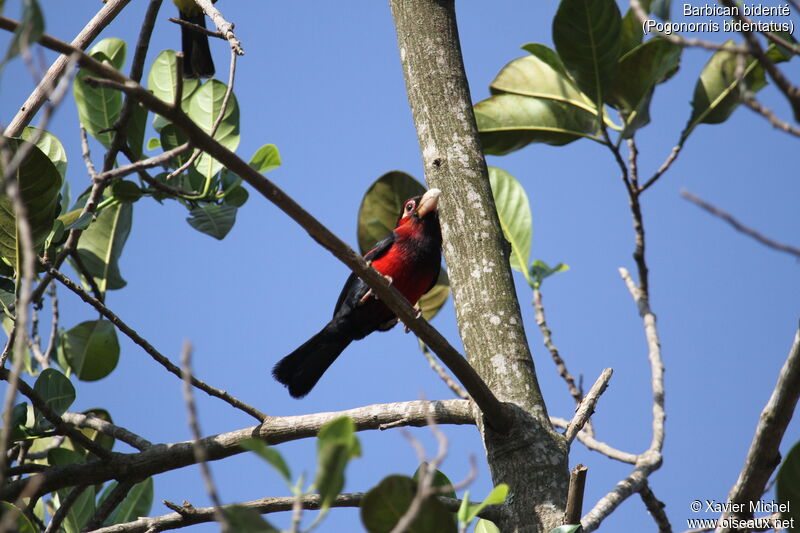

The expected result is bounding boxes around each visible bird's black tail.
[179,11,215,78]
[273,322,352,398]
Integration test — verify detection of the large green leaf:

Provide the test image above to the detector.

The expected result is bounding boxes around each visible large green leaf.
[186,204,237,240]
[489,167,532,285]
[475,93,602,155]
[20,127,67,180]
[57,485,95,533]
[186,79,240,179]
[73,38,127,148]
[553,0,622,108]
[33,368,75,422]
[683,41,766,140]
[240,439,292,487]
[314,417,361,512]
[60,320,120,381]
[457,484,509,525]
[74,201,132,293]
[147,49,199,131]
[777,441,800,529]
[100,478,154,526]
[475,519,502,533]
[618,1,652,56]
[0,502,36,533]
[357,172,449,320]
[607,38,681,136]
[360,475,457,533]
[0,139,63,271]
[412,464,456,499]
[491,47,595,115]
[249,144,282,173]
[159,123,191,169]
[126,102,148,160]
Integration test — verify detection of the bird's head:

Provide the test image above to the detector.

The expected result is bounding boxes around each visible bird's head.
[396,188,441,226]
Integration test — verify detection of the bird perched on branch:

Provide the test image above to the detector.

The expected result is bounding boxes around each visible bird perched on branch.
[273,188,443,398]
[172,0,215,78]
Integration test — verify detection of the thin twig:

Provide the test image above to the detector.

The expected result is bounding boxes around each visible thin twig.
[62,411,152,451]
[96,142,192,184]
[681,189,800,258]
[740,92,800,137]
[181,342,230,532]
[69,249,105,303]
[41,261,267,422]
[193,0,244,55]
[639,483,672,533]
[168,17,225,39]
[564,369,613,444]
[639,145,682,194]
[420,343,469,400]
[550,417,638,464]
[41,282,58,368]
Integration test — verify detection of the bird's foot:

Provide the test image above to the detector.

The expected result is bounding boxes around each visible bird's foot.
[358,274,393,304]
[404,304,423,333]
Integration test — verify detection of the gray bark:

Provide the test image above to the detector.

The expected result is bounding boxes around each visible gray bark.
[389,1,568,531]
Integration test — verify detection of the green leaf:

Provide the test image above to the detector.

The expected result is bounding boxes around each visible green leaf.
[651,0,671,20]
[357,172,448,320]
[463,484,509,524]
[475,93,602,155]
[529,260,570,288]
[111,180,143,203]
[489,167,532,284]
[74,201,133,293]
[314,417,361,511]
[126,102,148,160]
[766,31,797,64]
[240,439,292,486]
[57,485,95,533]
[457,491,470,523]
[147,50,199,131]
[412,464,456,499]
[475,519,502,533]
[8,401,32,442]
[492,47,595,115]
[618,9,643,57]
[223,186,249,207]
[186,204,237,240]
[146,137,161,150]
[60,320,120,381]
[357,171,425,255]
[548,526,582,533]
[683,41,766,140]
[57,209,92,231]
[73,38,127,148]
[360,475,457,533]
[21,127,67,180]
[159,123,190,169]
[777,440,800,529]
[0,276,15,317]
[33,368,75,421]
[249,144,281,173]
[224,506,280,533]
[607,38,681,136]
[186,79,240,179]
[0,139,63,271]
[2,0,43,66]
[553,0,622,108]
[0,502,37,533]
[47,447,84,466]
[100,478,154,526]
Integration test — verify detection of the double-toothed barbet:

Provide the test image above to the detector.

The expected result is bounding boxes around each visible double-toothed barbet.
[273,188,443,398]
[172,0,215,78]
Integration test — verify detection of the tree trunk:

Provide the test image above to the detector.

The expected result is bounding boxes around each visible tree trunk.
[389,1,569,531]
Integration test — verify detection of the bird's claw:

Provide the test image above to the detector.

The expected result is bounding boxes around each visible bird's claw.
[358,274,393,304]
[404,304,423,333]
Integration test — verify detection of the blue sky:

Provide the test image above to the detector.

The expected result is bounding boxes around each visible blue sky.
[2,1,799,531]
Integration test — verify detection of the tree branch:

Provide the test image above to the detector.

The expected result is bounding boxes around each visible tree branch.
[40,262,267,422]
[639,482,672,533]
[0,399,473,501]
[717,326,800,532]
[681,189,800,258]
[564,369,613,444]
[3,0,134,137]
[193,0,244,55]
[62,411,152,451]
[0,15,509,434]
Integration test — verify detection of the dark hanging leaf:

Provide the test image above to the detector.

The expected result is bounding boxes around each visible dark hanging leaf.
[99,478,154,526]
[186,204,237,240]
[314,417,361,512]
[111,180,143,203]
[553,0,622,107]
[73,201,133,293]
[360,475,457,533]
[32,368,75,425]
[2,0,44,67]
[73,39,127,148]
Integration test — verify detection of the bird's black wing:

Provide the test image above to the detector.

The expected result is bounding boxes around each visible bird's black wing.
[332,232,396,317]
